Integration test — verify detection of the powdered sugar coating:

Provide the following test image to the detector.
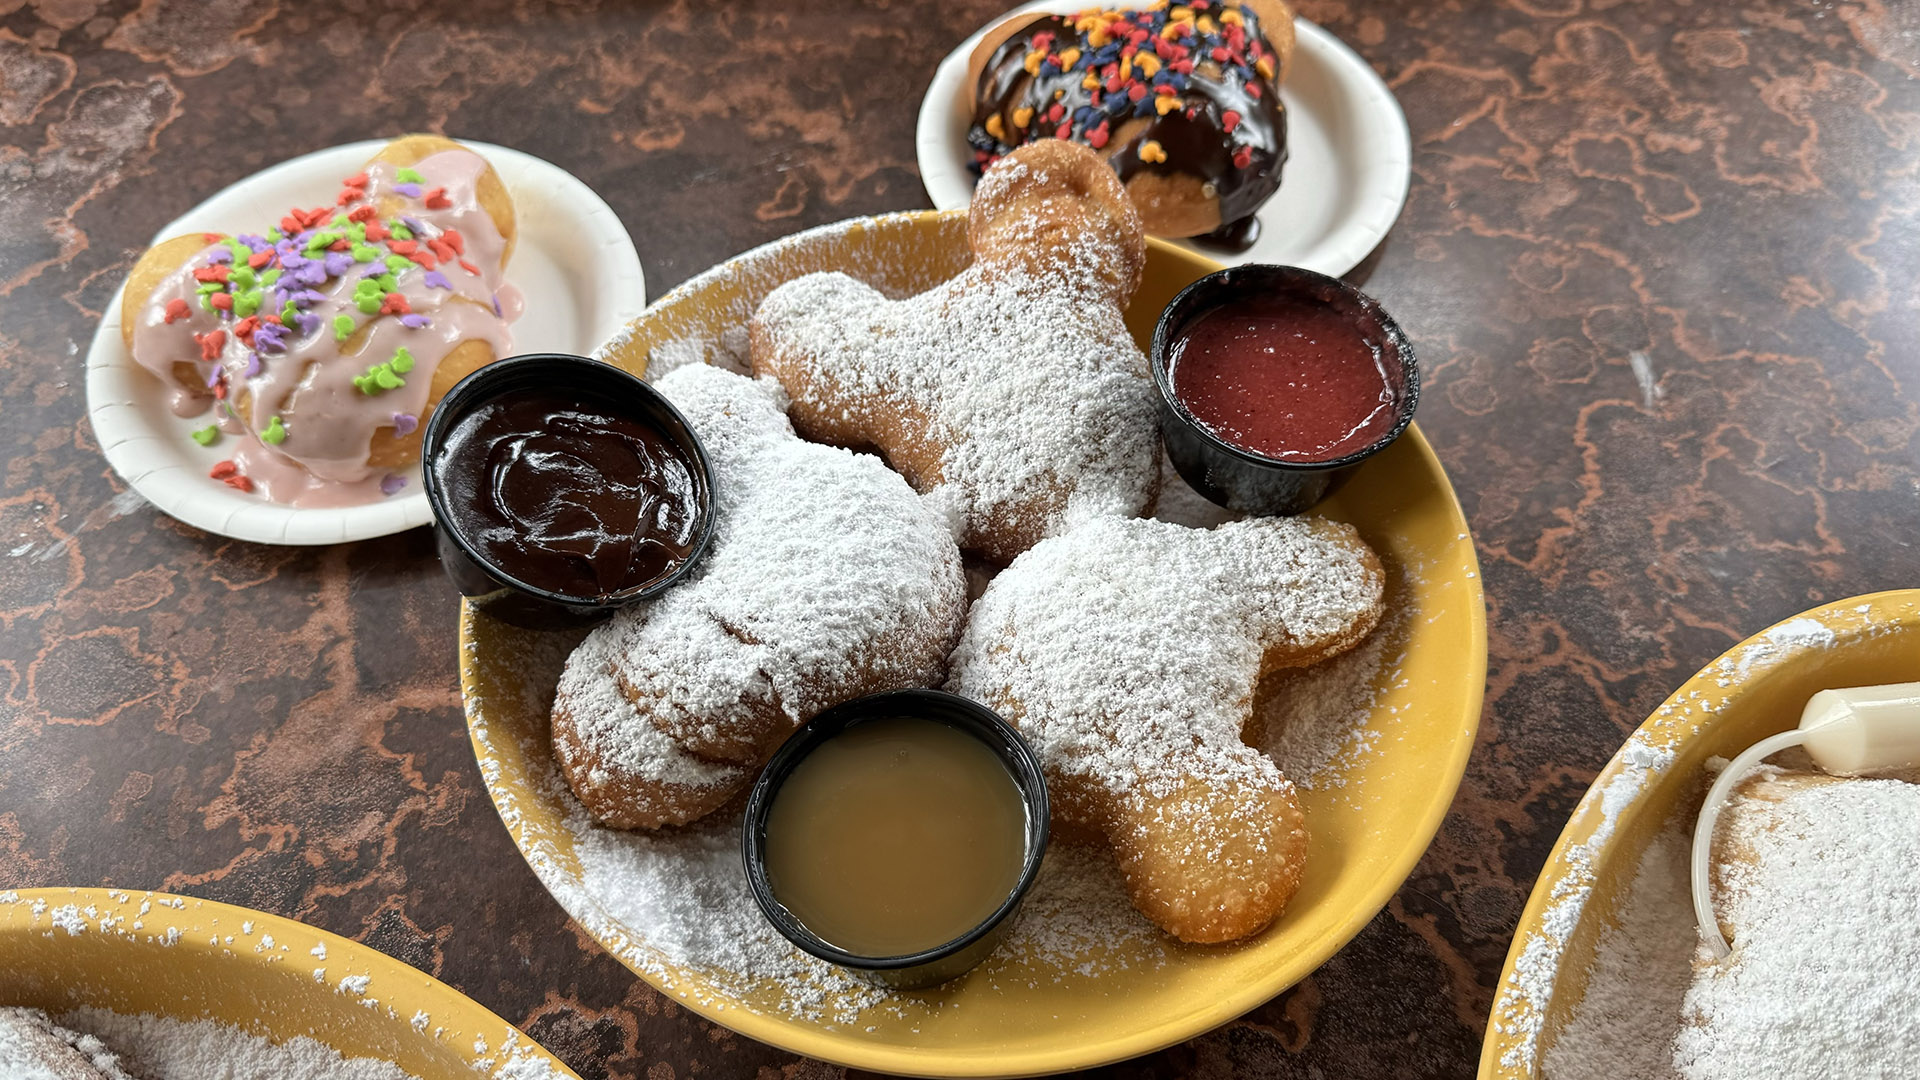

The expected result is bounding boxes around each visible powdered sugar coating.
[1674,771,1920,1080]
[750,152,1158,562]
[949,515,1383,801]
[552,364,967,825]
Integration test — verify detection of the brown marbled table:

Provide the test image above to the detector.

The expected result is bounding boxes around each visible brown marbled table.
[3,1,1917,1076]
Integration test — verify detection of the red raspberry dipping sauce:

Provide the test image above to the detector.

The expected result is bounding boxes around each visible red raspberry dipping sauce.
[1168,296,1402,462]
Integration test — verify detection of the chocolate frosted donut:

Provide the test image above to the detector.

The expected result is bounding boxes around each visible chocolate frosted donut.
[965,0,1294,250]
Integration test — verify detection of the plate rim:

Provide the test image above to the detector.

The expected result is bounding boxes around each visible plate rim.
[913,5,1413,278]
[0,886,583,1080]
[461,208,1486,1077]
[83,138,646,546]
[1476,588,1920,1079]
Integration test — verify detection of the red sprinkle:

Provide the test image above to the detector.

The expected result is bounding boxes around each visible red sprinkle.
[264,313,284,326]
[212,380,228,401]
[1054,123,1071,139]
[1087,123,1110,150]
[196,330,225,360]
[279,215,302,235]
[1222,109,1241,133]
[232,316,260,343]
[348,204,377,223]
[1155,83,1176,96]
[1172,59,1195,75]
[411,250,438,270]
[201,232,223,243]
[1247,81,1262,99]
[336,188,360,206]
[1233,145,1253,169]
[209,292,233,311]
[247,249,273,270]
[363,220,389,242]
[224,475,253,493]
[192,265,228,283]
[209,460,238,480]
[380,292,412,316]
[387,240,418,256]
[423,186,451,210]
[458,258,479,276]
[1127,82,1147,102]
[441,228,464,255]
[1046,103,1065,123]
[164,298,191,324]
[1031,31,1055,52]
[343,171,369,188]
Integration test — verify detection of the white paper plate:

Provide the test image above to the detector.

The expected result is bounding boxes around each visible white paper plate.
[85,139,646,546]
[916,4,1411,276]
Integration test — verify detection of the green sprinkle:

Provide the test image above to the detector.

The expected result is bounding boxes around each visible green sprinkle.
[351,243,380,263]
[223,238,250,263]
[232,290,261,318]
[197,281,222,295]
[375,273,398,292]
[231,266,257,289]
[259,268,282,287]
[374,367,402,389]
[354,278,383,297]
[281,300,299,325]
[198,294,213,312]
[333,314,355,341]
[356,294,383,315]
[305,229,339,253]
[332,213,350,227]
[348,222,368,243]
[384,254,411,274]
[395,167,424,183]
[390,347,414,374]
[261,416,287,445]
[190,425,219,446]
[388,221,413,240]
[267,227,282,242]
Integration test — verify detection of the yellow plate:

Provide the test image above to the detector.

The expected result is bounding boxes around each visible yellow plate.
[460,209,1487,1077]
[1479,589,1920,1078]
[0,887,581,1079]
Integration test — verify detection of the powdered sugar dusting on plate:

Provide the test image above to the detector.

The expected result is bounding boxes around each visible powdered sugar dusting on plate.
[1492,731,1678,1072]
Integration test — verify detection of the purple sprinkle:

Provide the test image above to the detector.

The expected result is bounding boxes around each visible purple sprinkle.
[294,262,328,287]
[391,412,418,436]
[359,262,388,279]
[323,251,356,278]
[394,182,422,198]
[237,234,270,251]
[205,247,234,264]
[400,215,426,233]
[422,270,451,290]
[299,288,327,305]
[254,323,289,352]
[380,474,407,496]
[399,314,431,329]
[491,295,502,318]
[204,364,223,388]
[243,351,262,377]
[294,311,322,337]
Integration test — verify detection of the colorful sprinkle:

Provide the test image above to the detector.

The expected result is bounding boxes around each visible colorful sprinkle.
[261,416,288,444]
[1139,139,1167,163]
[333,314,355,341]
[190,425,219,446]
[391,412,418,436]
[379,474,407,496]
[395,167,423,184]
[164,298,191,324]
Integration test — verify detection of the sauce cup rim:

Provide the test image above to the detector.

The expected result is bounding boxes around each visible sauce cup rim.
[1149,263,1421,473]
[741,688,1052,973]
[420,352,717,610]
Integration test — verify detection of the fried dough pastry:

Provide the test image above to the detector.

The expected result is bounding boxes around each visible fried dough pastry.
[749,139,1159,563]
[120,134,515,504]
[947,515,1384,942]
[551,364,968,830]
[0,1008,138,1080]
[966,0,1296,244]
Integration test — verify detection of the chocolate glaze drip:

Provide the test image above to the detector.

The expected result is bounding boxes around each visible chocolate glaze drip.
[435,390,703,601]
[967,6,1288,251]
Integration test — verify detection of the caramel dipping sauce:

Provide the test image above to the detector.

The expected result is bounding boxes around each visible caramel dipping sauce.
[763,717,1029,958]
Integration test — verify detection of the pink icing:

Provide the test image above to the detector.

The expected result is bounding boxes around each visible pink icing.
[128,149,516,508]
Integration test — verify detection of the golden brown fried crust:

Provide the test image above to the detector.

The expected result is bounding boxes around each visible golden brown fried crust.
[369,133,517,268]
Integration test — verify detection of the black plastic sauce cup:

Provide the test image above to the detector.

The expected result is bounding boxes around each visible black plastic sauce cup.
[1151,265,1420,516]
[421,353,716,630]
[742,689,1051,991]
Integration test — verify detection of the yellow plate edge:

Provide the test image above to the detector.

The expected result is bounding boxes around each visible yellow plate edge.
[461,208,1489,1077]
[1476,587,1920,1079]
[0,886,582,1080]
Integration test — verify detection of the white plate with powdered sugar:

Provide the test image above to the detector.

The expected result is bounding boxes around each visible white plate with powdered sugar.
[85,139,645,546]
[916,1,1412,276]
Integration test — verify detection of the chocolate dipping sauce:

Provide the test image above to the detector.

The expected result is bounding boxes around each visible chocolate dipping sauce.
[1168,296,1403,462]
[763,717,1029,958]
[432,389,703,600]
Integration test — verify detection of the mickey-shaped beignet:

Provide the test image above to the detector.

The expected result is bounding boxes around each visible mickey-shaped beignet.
[551,363,968,830]
[749,140,1159,563]
[947,515,1384,942]
[120,134,517,505]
